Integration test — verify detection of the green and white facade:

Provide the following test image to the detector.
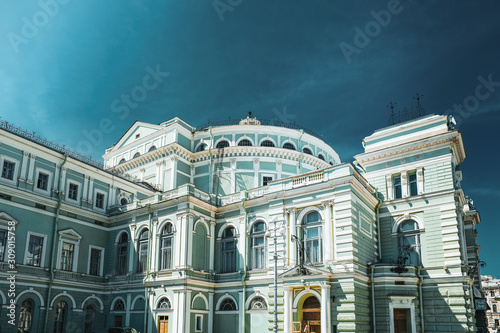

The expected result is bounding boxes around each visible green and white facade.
[0,114,484,332]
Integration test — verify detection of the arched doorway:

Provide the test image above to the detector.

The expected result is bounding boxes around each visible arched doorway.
[300,296,321,333]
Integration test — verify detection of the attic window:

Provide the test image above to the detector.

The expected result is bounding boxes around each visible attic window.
[136,134,140,139]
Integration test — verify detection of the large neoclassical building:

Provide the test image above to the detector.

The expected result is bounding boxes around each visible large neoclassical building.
[0,113,486,332]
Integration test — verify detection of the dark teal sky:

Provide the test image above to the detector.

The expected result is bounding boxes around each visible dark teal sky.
[1,1,499,276]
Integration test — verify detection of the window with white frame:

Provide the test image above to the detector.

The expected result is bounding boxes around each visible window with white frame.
[113,299,125,311]
[250,221,266,270]
[88,246,104,276]
[159,223,173,270]
[397,219,422,266]
[36,171,50,191]
[195,314,203,332]
[0,157,17,185]
[26,234,44,267]
[157,297,171,309]
[260,140,275,147]
[408,171,418,196]
[237,139,252,146]
[393,174,402,199]
[219,297,237,311]
[216,140,230,148]
[302,210,323,264]
[17,298,34,332]
[116,232,128,275]
[221,227,237,273]
[67,182,79,201]
[57,229,81,271]
[249,296,267,310]
[262,175,273,186]
[282,142,295,150]
[137,229,149,272]
[94,191,105,210]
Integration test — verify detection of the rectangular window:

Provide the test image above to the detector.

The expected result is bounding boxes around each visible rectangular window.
[1,161,15,180]
[117,244,128,275]
[26,235,44,266]
[495,319,499,327]
[408,172,418,196]
[61,242,74,271]
[95,193,104,209]
[262,176,273,186]
[138,242,148,272]
[0,229,6,261]
[89,248,102,276]
[37,172,49,191]
[195,314,203,332]
[68,183,78,201]
[393,175,402,199]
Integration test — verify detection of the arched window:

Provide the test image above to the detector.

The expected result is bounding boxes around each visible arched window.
[117,232,128,275]
[238,139,252,147]
[249,296,267,310]
[250,221,266,270]
[282,142,295,150]
[118,158,126,164]
[318,154,325,161]
[133,152,140,159]
[196,143,208,152]
[260,140,275,147]
[113,300,125,311]
[18,298,34,333]
[216,140,230,148]
[84,304,95,333]
[302,147,312,155]
[157,297,172,309]
[159,223,174,270]
[397,220,421,266]
[221,227,237,273]
[137,229,149,272]
[219,298,237,311]
[148,145,156,152]
[54,301,67,333]
[302,211,323,264]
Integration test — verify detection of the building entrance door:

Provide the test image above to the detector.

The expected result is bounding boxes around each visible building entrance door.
[158,315,168,333]
[301,296,321,333]
[394,309,409,333]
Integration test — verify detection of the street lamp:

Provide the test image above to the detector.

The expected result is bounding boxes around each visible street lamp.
[266,218,287,333]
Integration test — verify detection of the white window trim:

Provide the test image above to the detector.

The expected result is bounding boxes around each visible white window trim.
[261,174,274,186]
[0,155,19,186]
[56,229,82,272]
[195,314,203,332]
[34,167,53,195]
[66,180,82,202]
[388,296,417,333]
[87,245,105,276]
[93,190,107,212]
[23,231,48,267]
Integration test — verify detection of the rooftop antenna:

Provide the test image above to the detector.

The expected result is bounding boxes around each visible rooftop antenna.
[388,102,397,125]
[413,93,425,117]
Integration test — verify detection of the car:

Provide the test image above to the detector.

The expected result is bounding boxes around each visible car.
[107,327,140,333]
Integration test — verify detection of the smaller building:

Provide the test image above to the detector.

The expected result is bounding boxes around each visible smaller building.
[482,275,500,332]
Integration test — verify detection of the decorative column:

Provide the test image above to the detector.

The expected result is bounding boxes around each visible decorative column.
[26,154,36,184]
[284,287,291,333]
[176,214,186,268]
[321,284,331,333]
[322,201,333,263]
[289,209,297,266]
[190,164,195,184]
[417,167,424,194]
[19,152,29,181]
[60,167,67,194]
[209,221,216,272]
[170,156,178,190]
[277,160,282,179]
[125,293,132,326]
[140,168,145,182]
[239,291,245,333]
[253,158,260,188]
[208,292,214,333]
[386,175,393,201]
[128,222,136,273]
[171,291,180,333]
[401,171,408,198]
[155,161,162,189]
[186,214,194,268]
[230,158,236,193]
[108,185,116,206]
[88,177,94,202]
[185,290,192,333]
[82,176,89,202]
[151,217,159,271]
[53,163,60,192]
[238,218,246,271]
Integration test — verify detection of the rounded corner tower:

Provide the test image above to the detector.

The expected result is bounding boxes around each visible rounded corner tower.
[103,114,341,195]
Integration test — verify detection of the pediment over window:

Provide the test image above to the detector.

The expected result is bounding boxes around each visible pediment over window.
[58,228,83,241]
[0,211,19,226]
